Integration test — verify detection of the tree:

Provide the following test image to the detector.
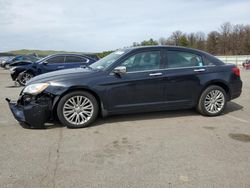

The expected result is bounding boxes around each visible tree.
[128,22,250,56]
[170,31,183,46]
[187,33,197,48]
[195,32,206,51]
[141,38,159,46]
[207,31,219,54]
[178,35,189,47]
[218,22,232,55]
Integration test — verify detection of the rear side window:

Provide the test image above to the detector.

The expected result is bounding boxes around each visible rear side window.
[65,56,88,63]
[46,56,65,64]
[167,51,203,68]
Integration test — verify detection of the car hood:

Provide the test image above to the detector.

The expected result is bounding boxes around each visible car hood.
[9,60,33,67]
[27,67,98,84]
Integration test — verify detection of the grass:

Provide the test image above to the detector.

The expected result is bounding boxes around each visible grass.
[0,49,113,58]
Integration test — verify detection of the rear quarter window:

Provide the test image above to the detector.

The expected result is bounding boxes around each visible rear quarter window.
[167,50,204,68]
[203,56,216,66]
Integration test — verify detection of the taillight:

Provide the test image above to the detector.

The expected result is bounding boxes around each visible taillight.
[232,67,240,77]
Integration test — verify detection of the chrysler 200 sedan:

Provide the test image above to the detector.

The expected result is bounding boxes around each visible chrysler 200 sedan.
[6,46,242,128]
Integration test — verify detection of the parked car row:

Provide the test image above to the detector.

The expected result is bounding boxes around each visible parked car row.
[0,54,39,69]
[8,53,97,85]
[5,46,243,129]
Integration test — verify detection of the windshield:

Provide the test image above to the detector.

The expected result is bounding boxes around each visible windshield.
[89,50,129,70]
[36,55,52,63]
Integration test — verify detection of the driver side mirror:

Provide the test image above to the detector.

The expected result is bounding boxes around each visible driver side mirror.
[43,60,48,65]
[113,66,126,75]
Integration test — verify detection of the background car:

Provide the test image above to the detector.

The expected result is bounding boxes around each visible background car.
[0,56,12,66]
[7,46,242,129]
[1,54,39,69]
[243,59,250,69]
[9,53,97,85]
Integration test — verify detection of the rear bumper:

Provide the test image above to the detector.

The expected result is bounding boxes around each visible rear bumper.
[6,96,52,129]
[230,79,242,100]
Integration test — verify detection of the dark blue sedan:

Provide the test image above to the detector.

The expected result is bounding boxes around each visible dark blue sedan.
[9,53,97,85]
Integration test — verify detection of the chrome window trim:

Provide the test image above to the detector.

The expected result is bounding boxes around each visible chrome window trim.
[125,65,216,74]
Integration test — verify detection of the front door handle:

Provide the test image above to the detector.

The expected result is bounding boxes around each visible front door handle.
[149,72,162,76]
[58,66,65,69]
[194,68,206,72]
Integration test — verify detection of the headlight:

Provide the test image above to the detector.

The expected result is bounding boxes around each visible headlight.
[23,83,49,95]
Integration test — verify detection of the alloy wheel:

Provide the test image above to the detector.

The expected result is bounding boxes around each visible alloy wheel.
[63,96,94,125]
[204,90,225,114]
[20,73,33,85]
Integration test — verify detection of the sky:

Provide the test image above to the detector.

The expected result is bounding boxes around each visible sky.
[0,0,249,52]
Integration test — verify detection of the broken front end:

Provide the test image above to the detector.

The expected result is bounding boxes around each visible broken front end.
[6,93,53,129]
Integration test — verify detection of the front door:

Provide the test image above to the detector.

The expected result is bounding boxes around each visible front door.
[103,50,167,113]
[38,56,66,74]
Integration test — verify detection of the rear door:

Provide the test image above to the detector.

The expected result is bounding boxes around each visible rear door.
[64,56,89,69]
[164,49,209,107]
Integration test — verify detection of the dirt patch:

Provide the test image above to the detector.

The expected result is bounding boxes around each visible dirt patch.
[229,133,250,143]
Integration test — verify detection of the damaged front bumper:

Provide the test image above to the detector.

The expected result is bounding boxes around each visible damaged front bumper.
[6,94,53,129]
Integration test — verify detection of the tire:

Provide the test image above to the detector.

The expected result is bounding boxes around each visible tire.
[17,72,34,86]
[197,85,227,116]
[57,91,99,128]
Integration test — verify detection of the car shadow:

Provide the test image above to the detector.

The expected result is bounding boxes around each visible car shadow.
[43,101,243,129]
[223,101,244,114]
[6,84,22,88]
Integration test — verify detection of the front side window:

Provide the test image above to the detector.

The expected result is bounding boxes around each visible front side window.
[120,51,161,72]
[46,56,65,64]
[167,51,203,68]
[65,56,87,63]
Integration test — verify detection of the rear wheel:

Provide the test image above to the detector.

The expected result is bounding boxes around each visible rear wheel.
[17,72,34,86]
[197,85,227,116]
[57,91,99,128]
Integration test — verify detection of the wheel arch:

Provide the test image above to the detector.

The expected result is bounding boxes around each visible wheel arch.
[24,69,35,75]
[52,86,104,118]
[200,80,231,101]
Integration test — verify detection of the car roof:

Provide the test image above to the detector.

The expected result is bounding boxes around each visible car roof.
[125,45,205,53]
[45,53,96,60]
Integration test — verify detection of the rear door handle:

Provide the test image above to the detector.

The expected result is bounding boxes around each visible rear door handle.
[149,72,162,76]
[58,66,65,68]
[194,68,206,72]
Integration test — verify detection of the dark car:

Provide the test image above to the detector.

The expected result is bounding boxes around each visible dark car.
[1,55,39,69]
[6,46,242,129]
[9,53,97,86]
[0,56,11,67]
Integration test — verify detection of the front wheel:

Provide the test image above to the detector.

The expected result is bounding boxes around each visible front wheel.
[17,72,34,86]
[57,91,99,128]
[197,85,227,116]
